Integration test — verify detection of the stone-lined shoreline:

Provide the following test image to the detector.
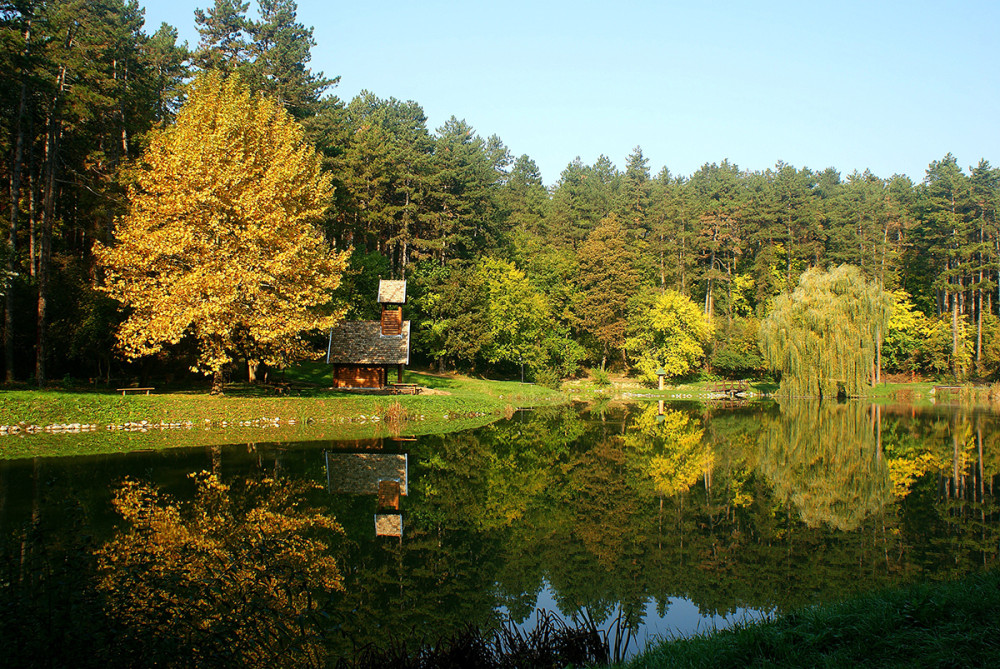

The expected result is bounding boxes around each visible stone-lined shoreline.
[0,411,505,437]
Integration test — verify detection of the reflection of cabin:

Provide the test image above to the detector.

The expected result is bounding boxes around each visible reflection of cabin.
[324,451,408,538]
[327,280,410,388]
[374,513,403,538]
[324,452,409,496]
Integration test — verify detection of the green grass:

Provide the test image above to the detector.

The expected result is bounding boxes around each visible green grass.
[623,570,1000,668]
[0,368,563,459]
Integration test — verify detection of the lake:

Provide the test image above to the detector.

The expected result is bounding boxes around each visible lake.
[1,399,998,667]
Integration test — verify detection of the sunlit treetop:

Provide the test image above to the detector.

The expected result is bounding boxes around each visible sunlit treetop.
[96,72,348,390]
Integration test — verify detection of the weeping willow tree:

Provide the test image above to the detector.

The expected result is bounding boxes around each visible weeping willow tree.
[759,265,891,398]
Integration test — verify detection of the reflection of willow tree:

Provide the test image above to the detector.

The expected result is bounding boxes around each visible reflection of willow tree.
[97,473,344,668]
[756,401,892,531]
[623,404,710,498]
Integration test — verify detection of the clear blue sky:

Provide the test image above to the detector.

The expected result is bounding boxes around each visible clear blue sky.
[142,0,999,187]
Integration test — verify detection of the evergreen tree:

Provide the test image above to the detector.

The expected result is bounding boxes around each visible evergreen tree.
[333,92,433,273]
[499,154,548,235]
[427,117,504,262]
[688,160,745,322]
[246,0,334,119]
[194,0,251,73]
[615,145,651,235]
[647,168,696,293]
[547,155,618,248]
[915,154,973,375]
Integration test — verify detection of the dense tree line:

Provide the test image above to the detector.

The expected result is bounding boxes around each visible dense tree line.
[3,0,999,386]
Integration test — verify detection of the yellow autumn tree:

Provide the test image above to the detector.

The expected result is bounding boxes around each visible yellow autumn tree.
[624,289,713,383]
[95,73,348,392]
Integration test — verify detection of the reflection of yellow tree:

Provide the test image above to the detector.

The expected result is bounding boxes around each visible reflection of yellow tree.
[756,401,891,531]
[97,473,343,668]
[886,448,939,499]
[624,405,710,498]
[883,413,942,499]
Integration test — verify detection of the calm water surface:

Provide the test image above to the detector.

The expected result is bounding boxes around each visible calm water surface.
[2,400,998,666]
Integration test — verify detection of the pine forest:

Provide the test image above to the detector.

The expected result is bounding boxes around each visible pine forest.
[3,0,1000,391]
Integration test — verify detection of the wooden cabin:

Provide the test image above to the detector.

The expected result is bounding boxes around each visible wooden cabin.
[326,280,410,388]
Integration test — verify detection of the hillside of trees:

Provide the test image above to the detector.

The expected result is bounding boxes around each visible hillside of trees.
[2,0,999,387]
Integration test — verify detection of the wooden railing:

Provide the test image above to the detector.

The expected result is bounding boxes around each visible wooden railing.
[706,379,749,395]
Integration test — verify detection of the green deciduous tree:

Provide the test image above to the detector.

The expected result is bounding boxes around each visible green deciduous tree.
[413,260,489,372]
[478,257,551,380]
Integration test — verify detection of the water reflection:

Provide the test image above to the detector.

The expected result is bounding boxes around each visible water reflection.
[97,473,343,667]
[756,401,892,530]
[324,451,408,537]
[624,403,711,498]
[1,402,999,667]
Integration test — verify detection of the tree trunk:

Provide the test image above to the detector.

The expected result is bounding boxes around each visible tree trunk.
[5,90,27,382]
[952,290,959,378]
[28,163,37,278]
[5,18,31,383]
[876,321,882,385]
[976,287,983,374]
[211,370,225,395]
[35,59,67,385]
[36,116,60,384]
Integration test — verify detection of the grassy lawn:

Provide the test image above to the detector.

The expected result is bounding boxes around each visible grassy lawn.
[622,570,1000,668]
[0,367,563,459]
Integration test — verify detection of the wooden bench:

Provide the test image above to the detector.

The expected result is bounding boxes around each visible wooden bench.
[390,383,420,395]
[118,387,155,396]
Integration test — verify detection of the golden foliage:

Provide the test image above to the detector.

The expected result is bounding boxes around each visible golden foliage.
[95,73,348,379]
[625,289,713,382]
[625,404,711,498]
[97,472,344,667]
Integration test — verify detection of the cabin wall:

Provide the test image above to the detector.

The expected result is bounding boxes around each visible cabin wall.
[331,365,385,388]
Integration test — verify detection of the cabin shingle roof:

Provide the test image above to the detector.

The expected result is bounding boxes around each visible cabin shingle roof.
[377,280,407,304]
[327,321,410,365]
